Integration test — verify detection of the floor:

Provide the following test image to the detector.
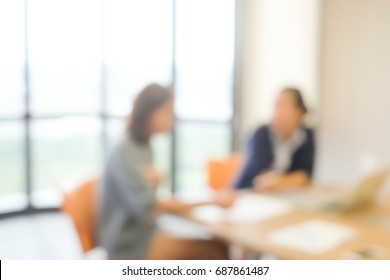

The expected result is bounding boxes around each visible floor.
[0,211,209,260]
[0,210,268,260]
[0,212,83,259]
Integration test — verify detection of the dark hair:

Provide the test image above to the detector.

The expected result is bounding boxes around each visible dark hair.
[282,87,308,114]
[128,84,172,143]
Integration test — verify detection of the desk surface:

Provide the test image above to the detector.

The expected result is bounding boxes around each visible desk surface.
[177,194,390,260]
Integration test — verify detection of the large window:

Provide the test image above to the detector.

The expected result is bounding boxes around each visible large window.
[0,0,27,212]
[0,0,235,213]
[175,0,235,195]
[0,0,25,117]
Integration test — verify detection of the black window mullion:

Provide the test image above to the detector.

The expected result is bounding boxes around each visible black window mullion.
[0,117,24,122]
[23,0,33,209]
[100,0,108,161]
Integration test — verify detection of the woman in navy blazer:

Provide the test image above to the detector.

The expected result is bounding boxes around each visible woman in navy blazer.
[235,88,315,191]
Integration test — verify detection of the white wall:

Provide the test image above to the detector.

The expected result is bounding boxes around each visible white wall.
[239,0,263,137]
[239,0,322,138]
[316,0,390,184]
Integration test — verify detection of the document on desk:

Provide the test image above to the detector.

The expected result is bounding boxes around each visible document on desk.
[267,219,358,255]
[190,205,227,224]
[227,194,292,223]
[190,194,292,224]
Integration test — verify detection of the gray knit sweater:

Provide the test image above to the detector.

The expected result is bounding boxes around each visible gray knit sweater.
[98,135,156,259]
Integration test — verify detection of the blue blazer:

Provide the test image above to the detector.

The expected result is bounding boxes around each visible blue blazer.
[235,125,315,189]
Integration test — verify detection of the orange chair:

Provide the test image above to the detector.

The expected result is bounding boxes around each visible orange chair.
[61,178,99,253]
[207,153,243,191]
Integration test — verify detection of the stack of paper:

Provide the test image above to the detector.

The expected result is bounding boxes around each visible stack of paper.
[267,219,358,255]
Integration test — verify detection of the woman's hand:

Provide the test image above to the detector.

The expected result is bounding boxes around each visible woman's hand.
[156,190,237,214]
[254,172,282,192]
[156,198,189,213]
[213,190,237,208]
[254,170,310,192]
[145,166,163,189]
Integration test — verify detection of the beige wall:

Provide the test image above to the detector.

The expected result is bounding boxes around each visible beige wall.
[239,0,321,140]
[240,0,390,188]
[317,0,390,184]
[238,0,263,138]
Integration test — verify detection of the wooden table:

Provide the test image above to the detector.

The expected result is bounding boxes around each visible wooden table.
[176,194,390,260]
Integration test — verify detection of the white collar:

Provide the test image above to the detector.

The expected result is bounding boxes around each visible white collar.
[270,127,307,174]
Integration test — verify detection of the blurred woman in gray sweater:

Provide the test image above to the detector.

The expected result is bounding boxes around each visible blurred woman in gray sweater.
[98,84,234,260]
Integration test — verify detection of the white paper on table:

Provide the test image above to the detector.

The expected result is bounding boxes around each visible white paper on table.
[157,214,213,239]
[190,194,292,224]
[227,194,292,223]
[267,219,358,255]
[190,205,227,223]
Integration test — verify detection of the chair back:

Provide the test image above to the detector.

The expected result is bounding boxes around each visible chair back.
[207,153,243,191]
[62,178,99,253]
